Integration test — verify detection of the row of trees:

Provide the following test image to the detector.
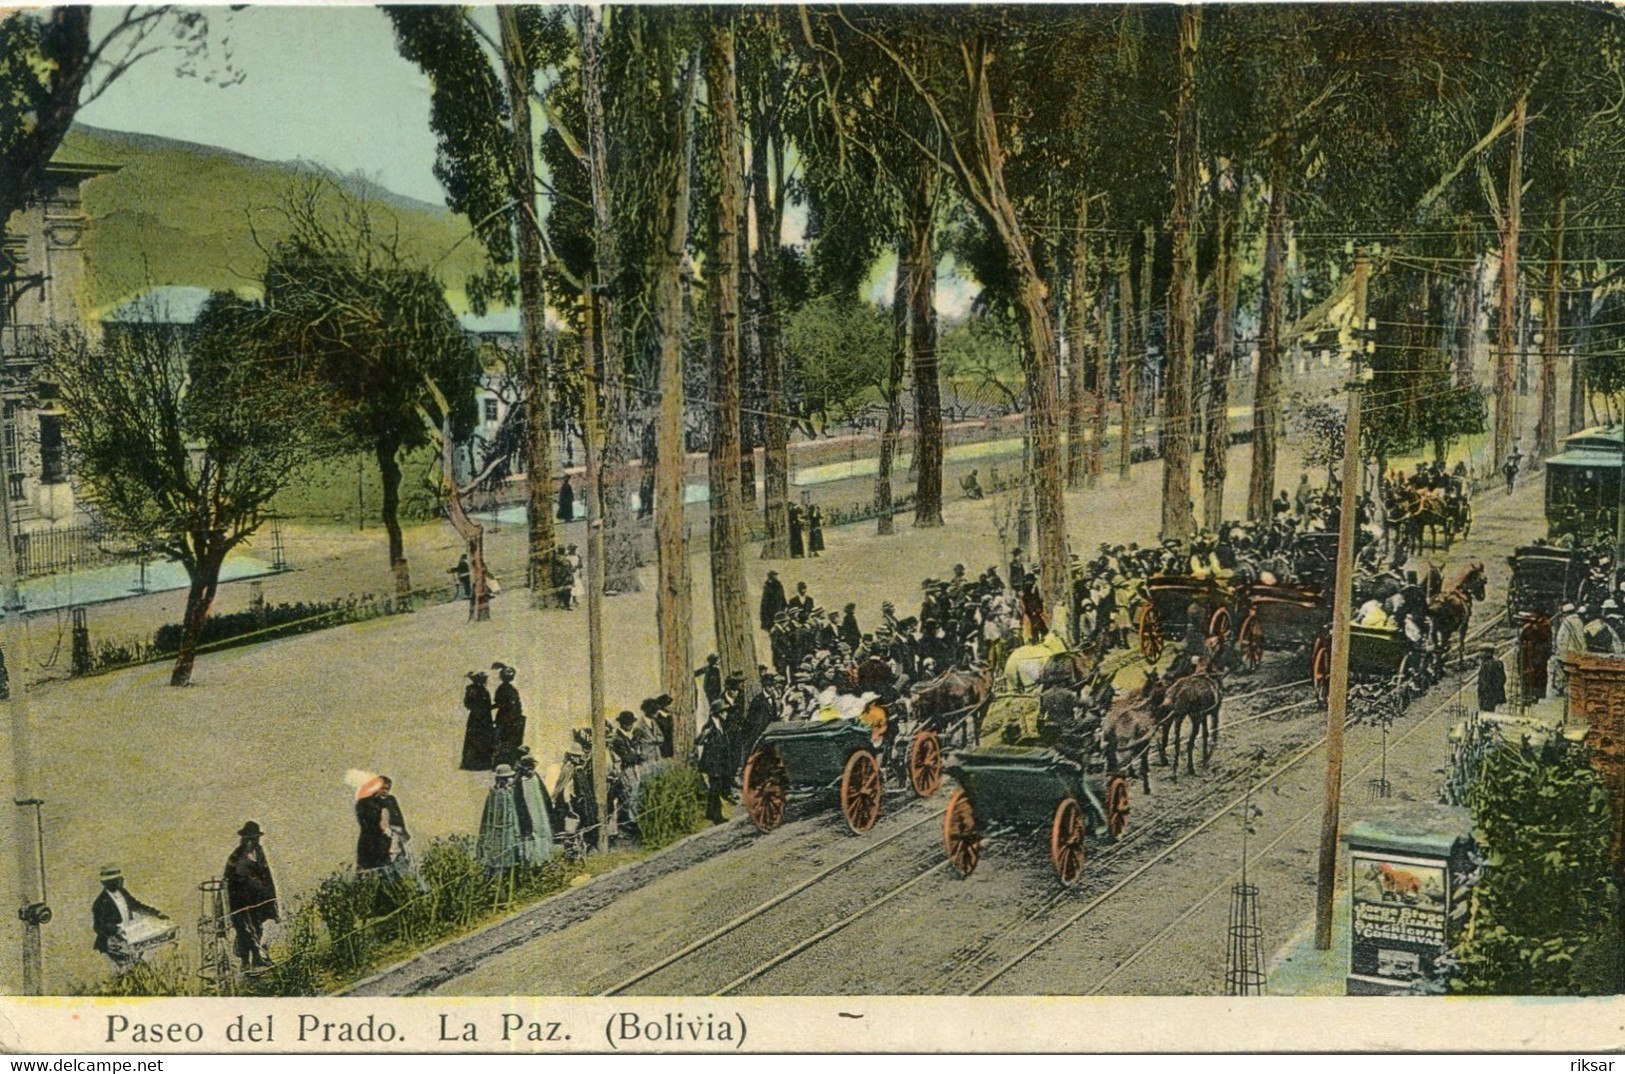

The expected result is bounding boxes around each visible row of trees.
[15,6,1625,713]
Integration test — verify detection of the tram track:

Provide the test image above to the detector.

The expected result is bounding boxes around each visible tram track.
[618,668,1330,995]
[550,625,1498,997]
[1073,627,1509,996]
[598,804,945,995]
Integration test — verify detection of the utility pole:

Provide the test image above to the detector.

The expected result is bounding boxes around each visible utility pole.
[583,291,609,854]
[1316,248,1369,950]
[2,406,43,992]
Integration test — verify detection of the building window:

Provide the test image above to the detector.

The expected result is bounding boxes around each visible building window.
[8,473,22,501]
[484,397,499,423]
[2,404,16,471]
[39,414,63,484]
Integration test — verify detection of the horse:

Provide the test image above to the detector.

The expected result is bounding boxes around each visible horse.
[1003,632,1102,691]
[1428,561,1486,669]
[910,665,993,747]
[1160,663,1225,778]
[1101,693,1157,796]
[1392,487,1453,551]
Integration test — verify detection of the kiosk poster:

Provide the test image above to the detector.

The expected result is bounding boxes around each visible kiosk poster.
[1349,850,1451,991]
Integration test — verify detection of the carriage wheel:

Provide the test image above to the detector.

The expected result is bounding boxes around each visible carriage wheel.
[1397,652,1419,707]
[943,787,981,876]
[742,747,789,833]
[1207,606,1232,654]
[907,730,943,798]
[1104,774,1131,841]
[1311,635,1332,707]
[1050,797,1087,886]
[839,750,883,834]
[1138,603,1164,663]
[1238,612,1265,671]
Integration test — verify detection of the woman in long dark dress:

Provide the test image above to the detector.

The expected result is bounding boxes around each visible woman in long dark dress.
[788,503,805,558]
[807,504,825,556]
[355,775,406,871]
[491,663,526,766]
[459,671,495,771]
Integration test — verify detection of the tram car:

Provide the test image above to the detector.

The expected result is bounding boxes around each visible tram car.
[941,748,1130,885]
[1544,424,1625,543]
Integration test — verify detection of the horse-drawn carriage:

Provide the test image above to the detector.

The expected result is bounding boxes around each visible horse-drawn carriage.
[942,748,1130,885]
[1505,544,1588,626]
[1387,482,1472,551]
[742,667,990,834]
[1309,625,1432,707]
[1136,575,1237,662]
[741,718,892,835]
[1235,582,1330,670]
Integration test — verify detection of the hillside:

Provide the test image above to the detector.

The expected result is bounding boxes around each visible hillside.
[54,124,491,317]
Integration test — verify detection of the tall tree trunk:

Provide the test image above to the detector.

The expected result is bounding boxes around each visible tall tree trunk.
[876,241,908,536]
[1535,194,1565,465]
[1066,192,1089,490]
[1140,223,1155,426]
[1249,167,1287,520]
[657,55,700,762]
[965,64,1068,631]
[1204,171,1240,533]
[580,6,640,595]
[375,435,411,600]
[705,16,759,690]
[1161,6,1200,542]
[498,7,557,608]
[907,161,943,528]
[1494,94,1526,465]
[1455,213,1480,390]
[756,117,791,559]
[1117,244,1137,481]
[1570,281,1588,435]
[170,548,225,686]
[1090,287,1108,486]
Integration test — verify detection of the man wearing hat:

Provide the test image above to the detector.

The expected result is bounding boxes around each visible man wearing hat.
[224,821,278,971]
[696,654,723,706]
[759,569,787,632]
[839,603,862,652]
[92,866,167,972]
[1550,603,1585,697]
[1476,648,1508,714]
[641,695,675,759]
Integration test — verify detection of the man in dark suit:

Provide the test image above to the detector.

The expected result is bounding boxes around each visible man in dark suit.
[224,822,279,970]
[92,866,167,971]
[759,569,787,631]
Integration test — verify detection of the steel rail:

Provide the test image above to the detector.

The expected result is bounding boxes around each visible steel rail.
[1083,638,1507,995]
[597,805,944,995]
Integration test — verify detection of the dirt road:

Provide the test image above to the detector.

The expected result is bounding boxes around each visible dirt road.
[0,430,1534,994]
[387,477,1538,997]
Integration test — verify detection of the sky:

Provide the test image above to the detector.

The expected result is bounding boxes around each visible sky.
[79,5,450,206]
[74,4,980,319]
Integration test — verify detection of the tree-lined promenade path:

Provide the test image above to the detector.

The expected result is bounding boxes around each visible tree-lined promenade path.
[2,433,1301,993]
